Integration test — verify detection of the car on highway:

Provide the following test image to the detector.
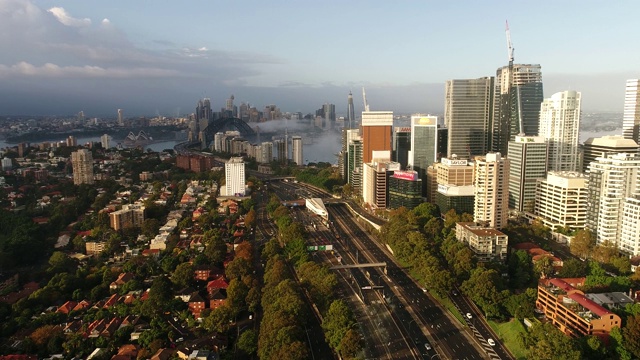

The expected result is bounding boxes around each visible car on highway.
[424,343,432,351]
[421,288,427,293]
[466,313,473,319]
[487,338,495,346]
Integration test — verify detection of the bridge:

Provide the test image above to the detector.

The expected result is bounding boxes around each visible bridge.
[203,117,256,139]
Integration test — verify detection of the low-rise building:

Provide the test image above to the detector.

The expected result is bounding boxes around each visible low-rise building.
[455,222,508,261]
[536,277,622,340]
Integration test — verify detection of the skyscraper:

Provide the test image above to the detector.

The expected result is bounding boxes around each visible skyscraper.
[491,64,543,154]
[71,149,94,185]
[538,91,581,172]
[507,135,548,212]
[117,109,123,126]
[474,152,509,229]
[291,136,303,166]
[347,91,355,129]
[445,77,494,159]
[361,111,393,164]
[196,98,212,122]
[225,157,246,197]
[409,115,438,195]
[582,135,639,173]
[392,126,411,170]
[348,138,363,194]
[623,79,640,143]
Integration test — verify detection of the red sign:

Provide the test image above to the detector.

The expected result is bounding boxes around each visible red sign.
[393,171,418,181]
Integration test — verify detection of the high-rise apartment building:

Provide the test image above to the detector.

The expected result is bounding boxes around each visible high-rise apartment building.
[362,151,399,209]
[445,77,494,158]
[101,134,110,149]
[291,136,303,166]
[538,91,581,172]
[273,140,287,163]
[582,135,639,173]
[347,91,355,128]
[71,149,94,185]
[473,152,509,229]
[507,136,548,212]
[110,204,145,231]
[587,153,640,248]
[347,134,363,193]
[117,109,123,126]
[409,115,438,189]
[361,111,393,164]
[534,172,588,231]
[623,79,640,143]
[225,157,246,196]
[491,64,543,154]
[621,197,640,256]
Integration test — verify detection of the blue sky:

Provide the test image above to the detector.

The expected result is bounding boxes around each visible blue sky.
[0,0,638,116]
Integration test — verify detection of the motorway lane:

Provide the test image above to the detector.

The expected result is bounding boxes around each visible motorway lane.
[330,204,489,360]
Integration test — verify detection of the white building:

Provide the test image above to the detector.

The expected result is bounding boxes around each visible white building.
[101,134,110,149]
[534,172,588,231]
[455,222,509,261]
[621,197,640,256]
[71,149,94,185]
[1,157,12,171]
[473,152,509,229]
[507,136,548,212]
[225,157,245,196]
[362,151,399,209]
[587,153,640,248]
[291,136,303,165]
[538,91,581,172]
[213,132,224,153]
[623,79,640,143]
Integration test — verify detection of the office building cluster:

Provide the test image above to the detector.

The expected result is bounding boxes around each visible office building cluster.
[212,130,303,166]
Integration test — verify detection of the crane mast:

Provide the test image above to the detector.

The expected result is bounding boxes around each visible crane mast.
[505,20,514,65]
[362,87,370,112]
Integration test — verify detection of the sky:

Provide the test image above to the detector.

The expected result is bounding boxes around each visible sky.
[0,0,638,117]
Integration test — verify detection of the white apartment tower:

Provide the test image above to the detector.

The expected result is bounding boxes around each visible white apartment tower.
[101,134,110,149]
[623,79,640,143]
[534,172,588,231]
[538,91,581,172]
[225,157,246,196]
[117,109,124,126]
[71,149,94,185]
[587,153,640,248]
[291,136,303,166]
[473,152,509,229]
[507,136,548,212]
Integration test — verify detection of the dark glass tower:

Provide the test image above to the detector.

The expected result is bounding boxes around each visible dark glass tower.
[392,126,411,169]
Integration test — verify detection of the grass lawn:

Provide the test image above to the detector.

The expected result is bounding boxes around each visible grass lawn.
[487,319,528,360]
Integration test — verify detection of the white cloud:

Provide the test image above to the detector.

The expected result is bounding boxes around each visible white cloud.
[0,61,183,78]
[101,18,110,25]
[47,7,91,27]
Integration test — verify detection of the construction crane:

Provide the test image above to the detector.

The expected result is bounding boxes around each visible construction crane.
[362,87,370,112]
[505,20,514,65]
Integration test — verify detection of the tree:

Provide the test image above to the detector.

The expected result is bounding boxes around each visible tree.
[204,230,227,264]
[322,300,356,351]
[237,329,258,356]
[339,328,364,359]
[558,258,588,278]
[203,305,233,332]
[226,256,252,281]
[227,278,249,315]
[48,251,76,273]
[235,241,253,262]
[171,262,194,289]
[143,276,173,316]
[461,267,504,318]
[141,218,161,238]
[244,208,256,229]
[570,229,594,259]
[623,314,640,358]
[508,250,534,288]
[521,322,582,360]
[534,255,555,278]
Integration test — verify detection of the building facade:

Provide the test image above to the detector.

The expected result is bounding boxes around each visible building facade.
[507,136,548,212]
[409,115,438,195]
[388,171,422,210]
[392,126,411,170]
[473,153,509,229]
[225,157,246,197]
[445,77,494,158]
[361,111,393,164]
[538,91,582,172]
[455,222,508,261]
[587,153,640,248]
[491,64,544,155]
[623,79,640,143]
[537,278,621,340]
[582,135,639,173]
[534,172,588,231]
[110,204,145,231]
[71,149,94,185]
[291,136,303,166]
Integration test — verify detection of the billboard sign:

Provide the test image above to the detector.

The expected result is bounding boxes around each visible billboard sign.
[393,171,418,181]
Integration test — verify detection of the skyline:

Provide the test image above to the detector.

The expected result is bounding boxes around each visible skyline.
[0,0,638,116]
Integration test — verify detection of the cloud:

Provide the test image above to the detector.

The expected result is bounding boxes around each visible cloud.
[0,61,183,78]
[47,7,91,27]
[101,18,110,25]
